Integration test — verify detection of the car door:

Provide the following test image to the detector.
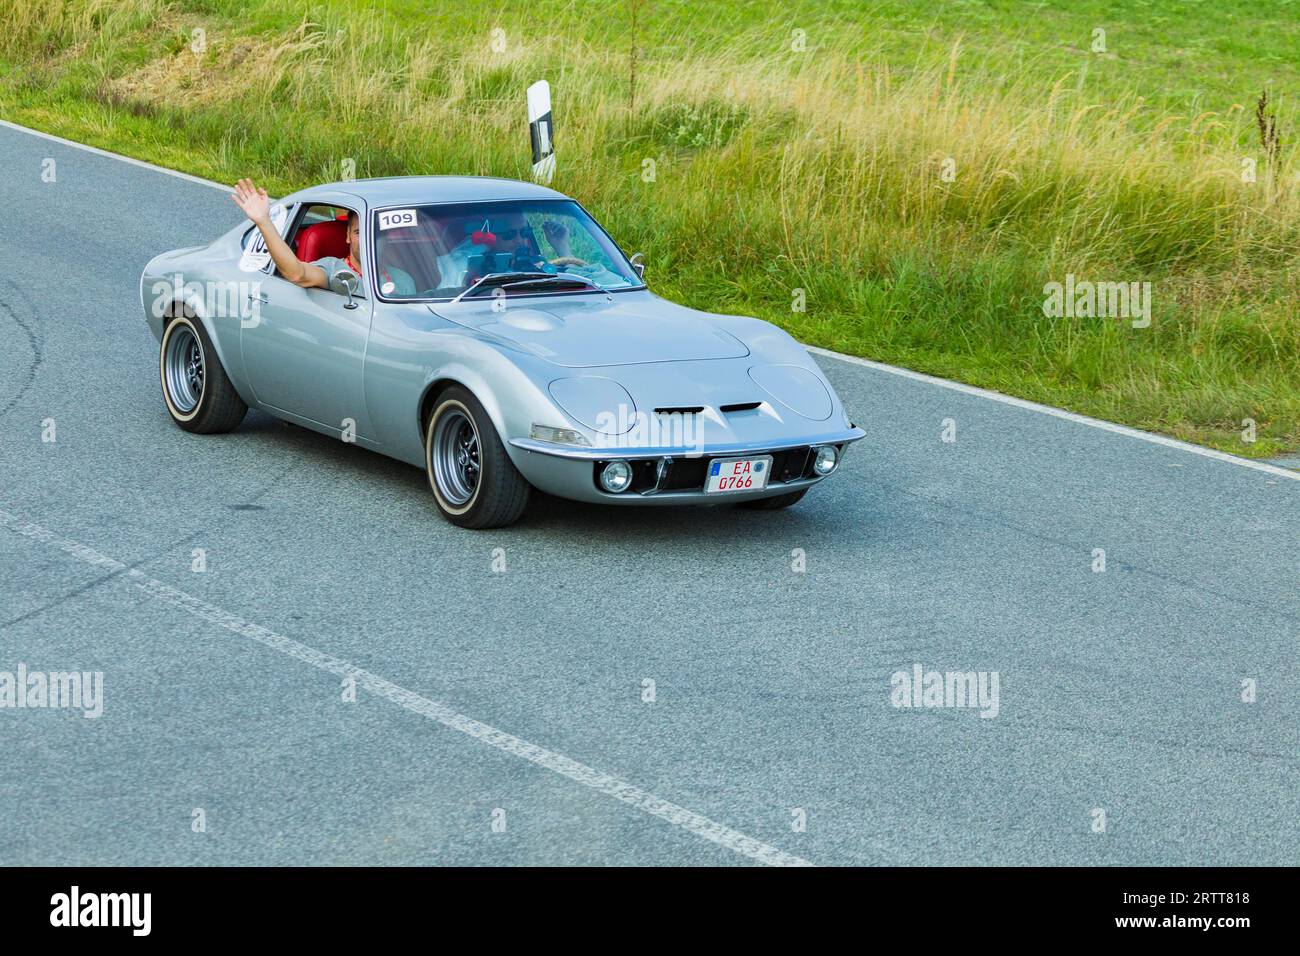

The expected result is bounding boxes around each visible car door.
[240,200,374,437]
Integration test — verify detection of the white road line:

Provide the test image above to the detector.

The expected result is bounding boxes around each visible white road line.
[0,119,231,192]
[2,119,1294,482]
[0,508,813,868]
[808,347,1300,482]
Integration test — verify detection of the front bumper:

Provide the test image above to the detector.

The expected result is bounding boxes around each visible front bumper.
[506,425,865,505]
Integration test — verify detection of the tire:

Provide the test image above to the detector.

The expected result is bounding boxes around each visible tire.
[160,315,247,434]
[424,386,530,529]
[739,488,809,510]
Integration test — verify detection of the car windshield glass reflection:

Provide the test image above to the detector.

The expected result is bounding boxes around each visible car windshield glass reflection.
[371,200,641,299]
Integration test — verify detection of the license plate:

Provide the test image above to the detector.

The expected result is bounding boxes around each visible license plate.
[705,455,772,493]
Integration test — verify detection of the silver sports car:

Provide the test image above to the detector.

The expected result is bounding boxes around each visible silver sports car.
[141,176,865,528]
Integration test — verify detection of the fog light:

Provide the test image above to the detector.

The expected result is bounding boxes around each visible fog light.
[599,459,634,493]
[812,445,838,476]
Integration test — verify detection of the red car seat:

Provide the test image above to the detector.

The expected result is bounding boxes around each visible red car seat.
[295,219,350,262]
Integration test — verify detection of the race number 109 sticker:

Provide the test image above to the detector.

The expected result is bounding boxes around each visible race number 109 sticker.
[378,208,418,230]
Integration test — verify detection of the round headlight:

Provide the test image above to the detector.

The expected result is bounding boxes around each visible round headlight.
[813,445,838,476]
[599,460,634,493]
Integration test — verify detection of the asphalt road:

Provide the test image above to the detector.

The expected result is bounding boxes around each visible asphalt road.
[1,122,1296,866]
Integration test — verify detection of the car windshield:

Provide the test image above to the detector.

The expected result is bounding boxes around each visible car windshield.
[370,199,642,299]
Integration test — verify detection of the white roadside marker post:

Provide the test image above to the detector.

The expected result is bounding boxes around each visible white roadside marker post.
[528,80,555,185]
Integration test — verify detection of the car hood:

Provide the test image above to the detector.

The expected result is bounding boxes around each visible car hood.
[429,293,750,368]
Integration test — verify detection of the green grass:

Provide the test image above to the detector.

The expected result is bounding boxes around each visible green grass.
[3,0,1298,456]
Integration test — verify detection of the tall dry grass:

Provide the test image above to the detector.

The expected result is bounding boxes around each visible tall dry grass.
[4,0,1299,449]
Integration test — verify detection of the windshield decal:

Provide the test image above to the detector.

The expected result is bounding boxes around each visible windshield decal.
[377,208,418,230]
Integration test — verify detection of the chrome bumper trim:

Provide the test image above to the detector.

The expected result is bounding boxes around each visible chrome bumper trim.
[508,426,866,462]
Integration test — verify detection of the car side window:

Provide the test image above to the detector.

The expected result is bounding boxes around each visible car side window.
[284,203,364,296]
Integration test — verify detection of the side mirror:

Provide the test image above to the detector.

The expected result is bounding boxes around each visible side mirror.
[629,252,646,282]
[333,268,360,310]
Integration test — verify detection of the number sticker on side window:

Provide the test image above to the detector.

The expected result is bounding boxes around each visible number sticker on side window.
[378,208,418,230]
[239,203,289,272]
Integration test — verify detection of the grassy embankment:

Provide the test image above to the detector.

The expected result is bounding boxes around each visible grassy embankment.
[3,0,1298,455]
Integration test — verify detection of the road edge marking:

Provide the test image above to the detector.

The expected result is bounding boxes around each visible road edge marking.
[808,346,1300,482]
[0,118,231,192]
[0,508,814,868]
[2,119,1293,482]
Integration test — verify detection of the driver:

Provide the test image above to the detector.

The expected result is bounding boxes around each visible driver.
[231,178,415,296]
[477,213,588,272]
[502,215,623,285]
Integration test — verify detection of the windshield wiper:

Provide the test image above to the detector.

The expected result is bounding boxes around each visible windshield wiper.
[452,272,553,303]
[500,274,601,293]
[452,271,600,303]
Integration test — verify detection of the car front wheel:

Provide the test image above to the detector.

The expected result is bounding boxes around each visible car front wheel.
[160,315,247,433]
[425,386,530,529]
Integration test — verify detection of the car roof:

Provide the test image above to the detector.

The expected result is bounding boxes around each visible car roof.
[286,175,570,207]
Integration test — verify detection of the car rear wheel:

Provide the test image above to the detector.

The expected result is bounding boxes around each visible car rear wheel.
[425,386,530,529]
[739,488,808,510]
[160,315,247,433]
